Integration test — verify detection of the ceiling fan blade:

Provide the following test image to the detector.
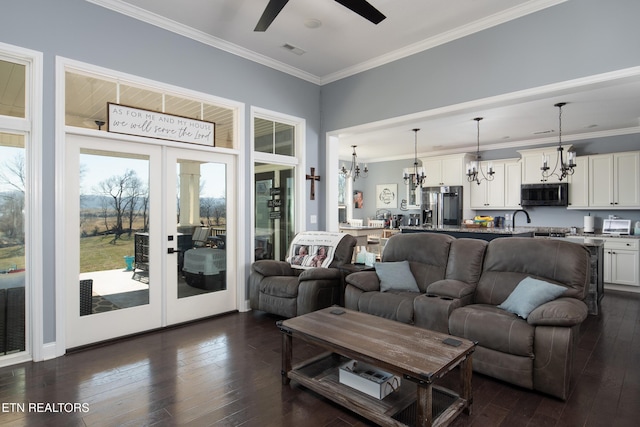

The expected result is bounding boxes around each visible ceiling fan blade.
[254,0,290,32]
[334,0,386,24]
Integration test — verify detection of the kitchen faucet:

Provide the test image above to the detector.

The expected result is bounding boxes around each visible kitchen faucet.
[512,209,531,229]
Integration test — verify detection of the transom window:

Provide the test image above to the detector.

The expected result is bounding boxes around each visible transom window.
[64,71,236,149]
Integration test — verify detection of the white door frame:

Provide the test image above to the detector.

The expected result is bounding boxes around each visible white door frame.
[54,57,245,358]
[0,43,43,365]
[164,147,237,325]
[249,107,305,272]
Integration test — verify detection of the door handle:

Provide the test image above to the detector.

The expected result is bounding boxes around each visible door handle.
[167,248,181,254]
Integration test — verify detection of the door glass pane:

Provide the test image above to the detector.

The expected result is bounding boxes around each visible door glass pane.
[0,133,26,354]
[255,163,295,261]
[177,160,227,298]
[0,60,26,118]
[79,149,150,314]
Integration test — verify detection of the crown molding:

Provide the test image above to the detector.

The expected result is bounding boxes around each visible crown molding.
[319,0,568,84]
[87,0,566,86]
[86,0,322,84]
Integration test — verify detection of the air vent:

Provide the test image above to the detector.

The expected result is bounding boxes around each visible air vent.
[282,43,306,56]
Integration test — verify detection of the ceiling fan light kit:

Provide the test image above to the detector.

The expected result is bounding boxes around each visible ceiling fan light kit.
[540,102,577,182]
[255,0,386,32]
[466,117,495,185]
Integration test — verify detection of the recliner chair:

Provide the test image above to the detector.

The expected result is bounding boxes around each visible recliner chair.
[249,233,357,317]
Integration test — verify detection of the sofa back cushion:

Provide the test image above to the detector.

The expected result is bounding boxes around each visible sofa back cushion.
[475,237,590,305]
[445,238,488,285]
[383,233,454,292]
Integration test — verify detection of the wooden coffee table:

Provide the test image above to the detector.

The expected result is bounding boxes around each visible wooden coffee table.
[279,308,475,427]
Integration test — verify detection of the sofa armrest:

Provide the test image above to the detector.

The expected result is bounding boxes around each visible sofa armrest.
[345,271,381,292]
[299,268,341,281]
[527,297,588,327]
[426,279,476,299]
[251,260,294,277]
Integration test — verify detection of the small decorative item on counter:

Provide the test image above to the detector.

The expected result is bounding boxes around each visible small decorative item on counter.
[474,215,494,227]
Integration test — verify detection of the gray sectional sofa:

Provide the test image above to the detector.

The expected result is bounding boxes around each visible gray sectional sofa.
[344,232,590,400]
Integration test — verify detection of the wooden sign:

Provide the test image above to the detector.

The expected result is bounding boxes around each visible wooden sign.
[107,103,215,146]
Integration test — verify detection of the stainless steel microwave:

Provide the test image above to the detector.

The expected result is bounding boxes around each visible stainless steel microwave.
[520,183,568,206]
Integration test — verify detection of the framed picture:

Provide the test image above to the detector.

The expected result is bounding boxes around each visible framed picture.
[376,184,398,209]
[353,190,364,209]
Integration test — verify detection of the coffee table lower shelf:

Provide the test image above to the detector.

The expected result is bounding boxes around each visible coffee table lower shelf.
[288,353,466,427]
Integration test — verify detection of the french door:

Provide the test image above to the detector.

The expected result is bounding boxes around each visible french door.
[65,134,235,348]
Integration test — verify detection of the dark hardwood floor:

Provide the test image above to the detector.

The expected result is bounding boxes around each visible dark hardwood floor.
[0,289,638,427]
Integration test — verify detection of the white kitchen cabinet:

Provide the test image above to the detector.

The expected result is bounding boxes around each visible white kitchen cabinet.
[518,146,576,184]
[470,162,503,208]
[422,154,469,187]
[567,156,589,208]
[602,237,639,287]
[589,151,640,208]
[503,160,522,209]
[470,160,521,209]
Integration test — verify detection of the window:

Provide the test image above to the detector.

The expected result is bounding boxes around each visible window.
[252,112,304,262]
[254,118,295,156]
[64,71,237,149]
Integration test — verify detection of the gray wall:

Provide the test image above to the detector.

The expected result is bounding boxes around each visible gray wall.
[1,0,322,344]
[322,0,640,133]
[347,159,423,223]
[320,0,640,229]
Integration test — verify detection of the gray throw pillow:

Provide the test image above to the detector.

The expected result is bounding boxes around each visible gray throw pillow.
[498,276,567,319]
[375,261,420,293]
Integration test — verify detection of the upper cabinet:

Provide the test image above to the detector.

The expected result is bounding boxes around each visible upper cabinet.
[567,156,589,209]
[470,159,521,210]
[519,146,573,184]
[589,151,640,208]
[422,154,470,187]
[504,160,523,209]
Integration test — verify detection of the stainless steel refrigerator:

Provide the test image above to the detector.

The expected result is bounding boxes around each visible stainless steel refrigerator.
[421,186,463,227]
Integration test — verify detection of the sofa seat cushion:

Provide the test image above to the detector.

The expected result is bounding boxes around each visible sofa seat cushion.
[449,304,534,357]
[357,291,418,324]
[260,276,300,298]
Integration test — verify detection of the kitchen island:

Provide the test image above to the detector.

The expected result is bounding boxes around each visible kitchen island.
[400,225,534,241]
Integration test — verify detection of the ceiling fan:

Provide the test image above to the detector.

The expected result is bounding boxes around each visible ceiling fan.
[254,0,386,32]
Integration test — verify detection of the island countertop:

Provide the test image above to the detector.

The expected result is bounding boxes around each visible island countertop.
[400,225,534,241]
[400,225,534,235]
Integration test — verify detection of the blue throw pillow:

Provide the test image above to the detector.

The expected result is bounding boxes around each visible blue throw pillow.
[375,261,420,293]
[498,277,567,319]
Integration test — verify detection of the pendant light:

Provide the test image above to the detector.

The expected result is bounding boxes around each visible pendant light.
[541,102,576,181]
[466,117,495,185]
[403,128,426,186]
[340,145,368,181]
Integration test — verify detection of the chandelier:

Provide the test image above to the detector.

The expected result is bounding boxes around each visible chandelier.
[466,117,495,185]
[541,102,576,181]
[340,145,368,181]
[403,128,426,186]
